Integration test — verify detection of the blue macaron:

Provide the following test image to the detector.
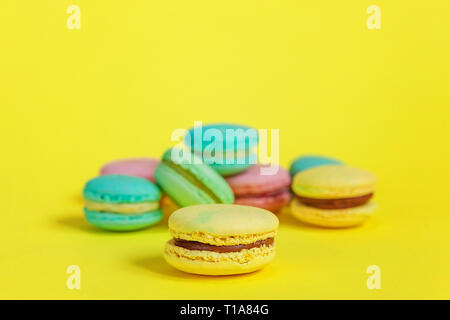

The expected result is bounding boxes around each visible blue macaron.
[83,175,162,231]
[289,155,343,177]
[184,123,258,176]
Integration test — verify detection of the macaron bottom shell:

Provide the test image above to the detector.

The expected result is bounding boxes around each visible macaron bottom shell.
[289,155,343,177]
[290,198,376,228]
[209,162,253,176]
[84,208,163,231]
[164,240,276,276]
[160,194,179,217]
[154,162,218,207]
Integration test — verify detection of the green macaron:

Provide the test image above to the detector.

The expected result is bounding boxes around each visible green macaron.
[83,174,162,231]
[154,148,234,207]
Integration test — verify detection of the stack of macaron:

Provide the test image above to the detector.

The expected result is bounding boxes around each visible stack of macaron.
[182,123,292,213]
[289,155,377,228]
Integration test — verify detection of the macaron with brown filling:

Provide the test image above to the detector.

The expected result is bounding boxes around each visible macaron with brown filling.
[164,204,278,275]
[291,165,377,227]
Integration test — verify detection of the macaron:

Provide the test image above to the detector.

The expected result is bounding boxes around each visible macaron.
[184,123,258,176]
[154,148,234,207]
[226,164,291,213]
[160,194,179,217]
[289,155,343,177]
[83,175,162,231]
[100,158,160,182]
[164,204,279,275]
[290,165,376,227]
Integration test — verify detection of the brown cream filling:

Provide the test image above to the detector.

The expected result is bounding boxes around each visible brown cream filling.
[173,238,274,253]
[297,193,373,209]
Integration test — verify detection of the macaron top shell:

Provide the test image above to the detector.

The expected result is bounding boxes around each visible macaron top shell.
[289,155,343,176]
[168,204,279,245]
[226,164,291,195]
[83,174,162,203]
[185,123,258,152]
[160,148,234,204]
[100,158,160,182]
[292,165,376,199]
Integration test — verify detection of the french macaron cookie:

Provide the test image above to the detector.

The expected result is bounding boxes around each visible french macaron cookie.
[289,155,343,177]
[154,148,234,207]
[164,204,279,275]
[226,164,291,213]
[291,165,377,228]
[83,175,162,231]
[184,123,258,176]
[100,157,160,182]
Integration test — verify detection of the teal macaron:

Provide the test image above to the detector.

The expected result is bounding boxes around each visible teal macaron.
[289,155,343,177]
[184,123,258,176]
[83,175,162,231]
[154,148,234,207]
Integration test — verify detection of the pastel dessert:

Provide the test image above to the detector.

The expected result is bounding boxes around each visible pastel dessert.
[289,155,343,177]
[226,164,291,213]
[184,123,258,176]
[83,175,162,231]
[154,148,234,207]
[100,158,160,182]
[164,204,279,275]
[290,165,376,227]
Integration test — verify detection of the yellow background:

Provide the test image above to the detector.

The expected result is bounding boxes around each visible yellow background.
[1,1,449,299]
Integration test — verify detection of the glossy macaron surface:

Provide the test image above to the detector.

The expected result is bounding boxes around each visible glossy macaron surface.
[289,155,343,177]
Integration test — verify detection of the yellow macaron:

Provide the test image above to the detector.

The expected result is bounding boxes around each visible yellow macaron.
[291,165,377,227]
[164,204,279,275]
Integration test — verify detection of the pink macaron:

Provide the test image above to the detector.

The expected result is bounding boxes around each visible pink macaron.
[100,158,160,182]
[225,164,291,213]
